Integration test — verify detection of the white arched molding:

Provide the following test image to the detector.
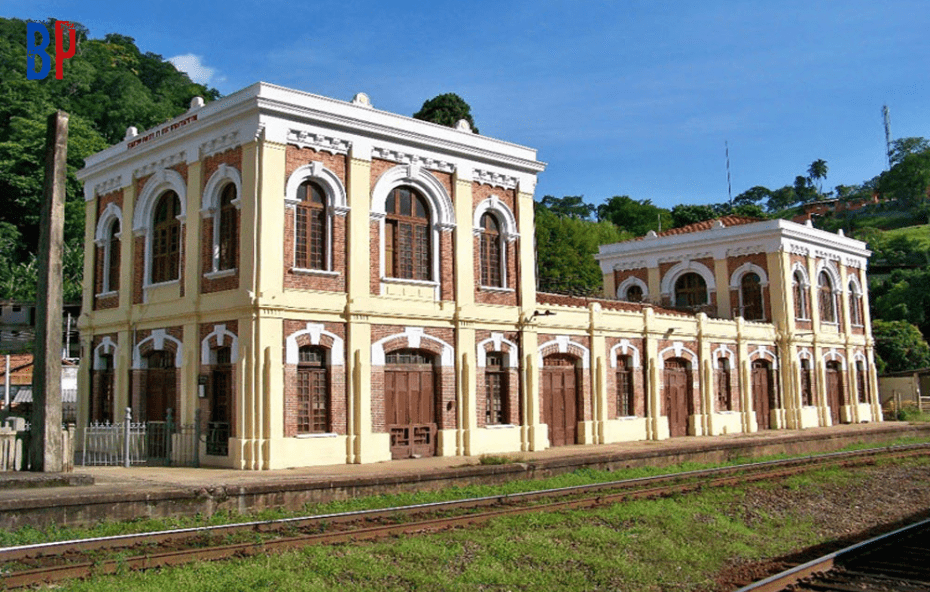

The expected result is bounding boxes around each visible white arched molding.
[847,274,862,295]
[94,203,123,244]
[790,262,811,286]
[712,345,736,365]
[93,337,117,370]
[537,336,591,369]
[728,262,769,289]
[796,347,813,363]
[371,164,455,295]
[660,260,716,300]
[371,327,454,367]
[132,169,187,288]
[132,329,183,369]
[815,260,843,293]
[472,196,519,242]
[94,203,123,294]
[284,162,349,275]
[285,323,345,366]
[616,276,648,302]
[200,324,240,365]
[657,342,699,369]
[476,333,519,368]
[823,348,847,370]
[748,345,778,369]
[609,339,641,369]
[201,165,242,275]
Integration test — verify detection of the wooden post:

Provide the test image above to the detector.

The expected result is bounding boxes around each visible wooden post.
[30,110,68,472]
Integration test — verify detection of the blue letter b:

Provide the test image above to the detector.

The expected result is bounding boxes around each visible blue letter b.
[26,22,50,80]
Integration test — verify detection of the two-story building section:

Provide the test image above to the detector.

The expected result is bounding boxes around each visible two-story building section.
[76,84,880,471]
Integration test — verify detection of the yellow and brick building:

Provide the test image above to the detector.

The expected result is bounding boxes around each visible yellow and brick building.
[75,83,880,470]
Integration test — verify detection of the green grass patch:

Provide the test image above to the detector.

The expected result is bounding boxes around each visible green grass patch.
[881,223,930,247]
[2,435,928,549]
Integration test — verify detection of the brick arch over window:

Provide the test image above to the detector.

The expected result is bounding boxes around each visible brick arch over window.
[94,203,123,295]
[285,323,345,366]
[93,336,117,370]
[617,276,648,303]
[476,333,520,427]
[660,261,716,302]
[133,169,187,288]
[132,329,183,369]
[371,165,455,290]
[657,343,699,370]
[472,196,518,242]
[608,339,641,369]
[823,348,847,370]
[200,324,240,365]
[201,165,242,274]
[371,327,454,367]
[537,336,590,369]
[476,333,519,368]
[748,345,778,369]
[94,202,123,244]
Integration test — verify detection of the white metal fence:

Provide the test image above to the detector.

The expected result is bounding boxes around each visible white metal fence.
[80,408,206,468]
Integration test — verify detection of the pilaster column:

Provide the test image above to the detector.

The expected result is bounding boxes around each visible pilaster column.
[183,161,202,303]
[714,259,730,319]
[589,303,606,444]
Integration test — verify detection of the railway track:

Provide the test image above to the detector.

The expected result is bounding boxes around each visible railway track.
[736,517,930,592]
[1,443,927,589]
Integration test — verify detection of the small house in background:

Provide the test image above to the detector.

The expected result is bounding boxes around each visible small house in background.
[878,367,930,414]
[0,355,78,424]
[0,301,81,357]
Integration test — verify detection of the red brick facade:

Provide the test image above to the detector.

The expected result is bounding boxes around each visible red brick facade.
[281,320,347,437]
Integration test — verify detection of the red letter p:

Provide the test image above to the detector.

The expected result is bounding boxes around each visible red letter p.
[54,21,76,80]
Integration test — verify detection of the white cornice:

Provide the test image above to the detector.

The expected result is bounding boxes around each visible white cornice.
[200,129,242,159]
[287,129,351,155]
[371,147,455,173]
[134,150,187,180]
[474,168,518,190]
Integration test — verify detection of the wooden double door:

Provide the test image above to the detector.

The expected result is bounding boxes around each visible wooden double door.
[826,361,845,424]
[385,351,437,460]
[751,360,775,430]
[664,358,692,438]
[542,354,580,447]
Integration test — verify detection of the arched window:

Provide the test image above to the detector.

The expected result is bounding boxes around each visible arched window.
[105,219,120,292]
[848,281,863,326]
[485,352,508,424]
[385,186,431,281]
[793,271,809,320]
[674,272,707,308]
[616,354,634,416]
[800,358,813,406]
[716,358,732,411]
[818,271,836,323]
[151,191,181,284]
[218,183,238,271]
[297,345,329,433]
[625,284,644,303]
[479,212,503,287]
[295,181,327,270]
[740,272,763,320]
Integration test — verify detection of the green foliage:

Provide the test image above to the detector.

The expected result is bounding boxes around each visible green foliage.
[538,195,595,220]
[670,203,717,227]
[889,137,930,167]
[878,145,930,208]
[412,93,479,133]
[871,319,930,373]
[734,185,772,207]
[596,195,671,236]
[0,16,219,305]
[807,159,828,193]
[535,203,627,295]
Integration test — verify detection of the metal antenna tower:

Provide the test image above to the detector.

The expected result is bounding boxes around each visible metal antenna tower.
[883,105,892,169]
[725,141,732,206]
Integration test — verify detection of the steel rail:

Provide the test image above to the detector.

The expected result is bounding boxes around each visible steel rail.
[1,443,927,589]
[735,517,930,592]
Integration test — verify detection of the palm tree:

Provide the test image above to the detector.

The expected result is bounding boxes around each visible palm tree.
[808,159,828,195]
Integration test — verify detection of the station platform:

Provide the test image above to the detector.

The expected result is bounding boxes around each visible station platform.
[1,422,927,530]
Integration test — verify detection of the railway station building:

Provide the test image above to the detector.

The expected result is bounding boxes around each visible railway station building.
[75,83,881,470]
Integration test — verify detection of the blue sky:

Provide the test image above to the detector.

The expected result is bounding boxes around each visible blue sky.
[9,1,930,210]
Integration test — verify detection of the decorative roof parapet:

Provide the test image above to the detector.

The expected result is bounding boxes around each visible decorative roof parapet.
[474,168,518,189]
[286,130,351,155]
[200,130,241,159]
[371,147,455,173]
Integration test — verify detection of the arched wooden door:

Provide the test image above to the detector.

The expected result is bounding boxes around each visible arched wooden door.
[144,350,176,422]
[542,354,579,447]
[385,349,437,459]
[664,358,692,437]
[751,360,774,430]
[826,361,844,424]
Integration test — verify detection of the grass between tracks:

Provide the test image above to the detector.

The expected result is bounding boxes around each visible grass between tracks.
[2,435,928,549]
[47,456,930,592]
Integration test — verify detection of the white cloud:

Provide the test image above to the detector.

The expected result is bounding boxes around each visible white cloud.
[168,54,216,85]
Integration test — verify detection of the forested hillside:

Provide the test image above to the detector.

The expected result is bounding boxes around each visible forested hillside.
[0,17,218,302]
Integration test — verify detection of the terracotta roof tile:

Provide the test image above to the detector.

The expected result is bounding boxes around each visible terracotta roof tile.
[632,215,762,241]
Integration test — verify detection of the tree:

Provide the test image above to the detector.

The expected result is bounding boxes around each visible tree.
[889,137,930,167]
[871,267,930,340]
[794,175,818,204]
[596,195,672,236]
[412,93,479,133]
[538,195,595,220]
[766,186,798,212]
[878,148,930,208]
[872,320,930,374]
[807,159,828,194]
[734,186,772,208]
[534,204,628,295]
[670,204,717,228]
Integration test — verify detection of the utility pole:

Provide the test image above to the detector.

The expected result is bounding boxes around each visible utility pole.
[883,105,892,169]
[30,110,68,472]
